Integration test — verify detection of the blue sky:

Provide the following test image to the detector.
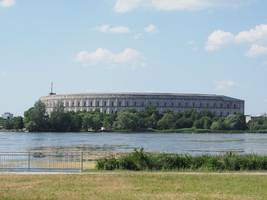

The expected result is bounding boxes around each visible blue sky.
[0,0,267,116]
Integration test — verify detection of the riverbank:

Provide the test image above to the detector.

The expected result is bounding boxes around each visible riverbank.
[0,172,267,200]
[1,128,267,134]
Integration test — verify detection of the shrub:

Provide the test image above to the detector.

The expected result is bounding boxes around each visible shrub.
[96,157,118,170]
[96,149,267,171]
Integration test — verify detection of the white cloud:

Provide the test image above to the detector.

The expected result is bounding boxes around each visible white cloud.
[76,48,143,65]
[235,24,267,44]
[114,0,143,13]
[206,24,267,51]
[144,24,158,33]
[206,23,267,62]
[246,44,267,57]
[95,24,130,34]
[113,0,247,13]
[151,0,212,11]
[206,30,234,51]
[0,0,15,7]
[215,80,237,90]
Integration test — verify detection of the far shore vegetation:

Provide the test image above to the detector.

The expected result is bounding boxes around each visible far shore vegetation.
[1,101,267,133]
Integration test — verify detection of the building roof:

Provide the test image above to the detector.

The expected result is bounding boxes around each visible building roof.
[40,92,244,102]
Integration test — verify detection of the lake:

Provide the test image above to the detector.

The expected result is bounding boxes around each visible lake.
[0,132,267,155]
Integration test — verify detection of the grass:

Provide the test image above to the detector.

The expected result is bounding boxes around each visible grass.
[0,172,267,200]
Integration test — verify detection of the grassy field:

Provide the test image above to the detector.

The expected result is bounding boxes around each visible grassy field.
[0,172,267,200]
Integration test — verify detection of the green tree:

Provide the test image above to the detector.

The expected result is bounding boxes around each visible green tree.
[248,117,267,130]
[114,110,140,131]
[82,114,93,130]
[49,104,73,132]
[193,119,204,129]
[82,112,102,131]
[91,114,102,131]
[3,119,13,129]
[176,117,193,129]
[223,114,247,130]
[23,107,34,124]
[210,119,225,130]
[12,117,24,129]
[193,116,212,129]
[24,101,49,132]
[157,112,176,129]
[202,116,212,129]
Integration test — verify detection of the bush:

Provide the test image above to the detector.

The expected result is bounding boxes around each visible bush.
[210,119,225,130]
[96,157,118,170]
[224,114,247,130]
[176,117,193,129]
[96,149,267,171]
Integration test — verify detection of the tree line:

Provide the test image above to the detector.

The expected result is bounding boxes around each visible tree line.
[1,101,266,132]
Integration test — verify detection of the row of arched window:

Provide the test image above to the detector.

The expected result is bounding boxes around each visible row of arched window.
[46,100,239,110]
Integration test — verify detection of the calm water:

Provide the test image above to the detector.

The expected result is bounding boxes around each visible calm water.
[0,132,267,155]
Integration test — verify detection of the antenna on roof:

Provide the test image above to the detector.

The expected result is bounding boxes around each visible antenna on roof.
[49,82,56,95]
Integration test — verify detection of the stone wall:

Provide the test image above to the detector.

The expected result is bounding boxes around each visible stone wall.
[40,93,245,117]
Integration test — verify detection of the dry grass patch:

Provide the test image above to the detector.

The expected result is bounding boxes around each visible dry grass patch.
[0,173,267,200]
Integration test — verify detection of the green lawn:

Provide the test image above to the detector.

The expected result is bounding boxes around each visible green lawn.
[0,172,267,200]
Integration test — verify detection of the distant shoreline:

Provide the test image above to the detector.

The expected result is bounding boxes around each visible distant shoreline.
[1,128,267,134]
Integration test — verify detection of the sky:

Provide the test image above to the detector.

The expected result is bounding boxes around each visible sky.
[0,0,267,116]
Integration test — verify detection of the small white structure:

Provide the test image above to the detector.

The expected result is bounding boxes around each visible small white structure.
[1,112,14,120]
[246,114,267,123]
[246,115,252,123]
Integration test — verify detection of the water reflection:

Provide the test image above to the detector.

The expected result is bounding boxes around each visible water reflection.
[0,132,267,155]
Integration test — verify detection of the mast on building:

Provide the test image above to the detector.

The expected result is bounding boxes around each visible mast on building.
[49,82,56,95]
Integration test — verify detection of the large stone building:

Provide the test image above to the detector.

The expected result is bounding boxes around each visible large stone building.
[40,92,245,117]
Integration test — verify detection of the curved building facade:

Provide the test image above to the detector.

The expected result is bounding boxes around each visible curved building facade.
[40,93,245,117]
